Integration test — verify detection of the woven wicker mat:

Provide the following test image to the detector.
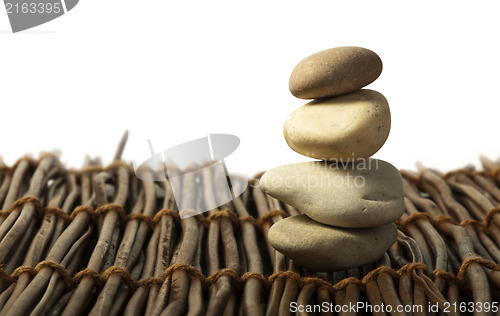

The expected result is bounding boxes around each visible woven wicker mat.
[1,153,500,316]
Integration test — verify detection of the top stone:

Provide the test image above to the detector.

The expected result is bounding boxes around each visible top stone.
[289,47,383,99]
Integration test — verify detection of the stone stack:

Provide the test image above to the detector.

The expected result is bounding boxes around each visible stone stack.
[261,47,405,272]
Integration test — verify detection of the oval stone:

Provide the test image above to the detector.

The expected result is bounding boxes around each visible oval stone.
[260,159,404,228]
[284,89,390,161]
[289,46,383,99]
[268,214,397,271]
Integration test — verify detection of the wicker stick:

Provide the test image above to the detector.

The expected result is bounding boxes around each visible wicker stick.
[32,226,92,315]
[471,173,500,203]
[0,156,58,263]
[344,283,362,316]
[0,156,61,316]
[403,218,435,270]
[1,177,68,310]
[0,158,32,213]
[404,174,494,315]
[398,269,414,315]
[266,196,304,316]
[186,171,205,316]
[214,212,240,316]
[403,198,449,294]
[158,170,200,316]
[316,285,334,316]
[0,287,13,310]
[63,167,130,315]
[278,262,300,316]
[129,181,178,316]
[0,158,10,209]
[419,170,494,263]
[204,165,241,316]
[156,226,197,316]
[377,254,405,316]
[46,172,80,255]
[233,196,264,316]
[186,220,205,316]
[204,167,225,315]
[296,282,315,316]
[449,176,500,263]
[90,174,156,315]
[125,225,159,315]
[252,182,288,316]
[148,176,183,315]
[148,187,178,313]
[448,175,500,262]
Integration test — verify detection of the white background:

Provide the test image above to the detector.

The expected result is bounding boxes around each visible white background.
[1,1,500,179]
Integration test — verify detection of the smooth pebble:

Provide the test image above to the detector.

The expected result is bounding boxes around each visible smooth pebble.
[268,214,397,271]
[260,159,404,228]
[284,89,390,161]
[289,46,382,99]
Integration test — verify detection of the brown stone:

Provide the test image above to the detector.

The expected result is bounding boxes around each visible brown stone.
[289,46,382,99]
[268,214,397,271]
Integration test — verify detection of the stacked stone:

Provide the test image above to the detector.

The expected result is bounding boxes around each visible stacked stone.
[261,47,405,272]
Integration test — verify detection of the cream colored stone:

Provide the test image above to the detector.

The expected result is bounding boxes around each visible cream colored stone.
[284,89,390,161]
[268,214,397,271]
[289,46,383,99]
[260,159,404,228]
